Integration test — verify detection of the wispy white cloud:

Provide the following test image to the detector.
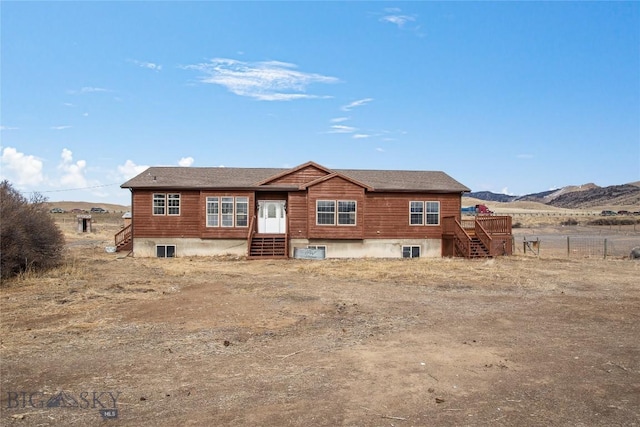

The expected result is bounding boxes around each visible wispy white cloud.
[375,147,385,152]
[178,157,194,167]
[68,86,111,95]
[331,117,350,123]
[81,87,109,93]
[328,124,357,134]
[341,98,373,111]
[0,126,19,131]
[183,58,339,101]
[353,134,371,139]
[130,59,162,71]
[380,8,417,28]
[0,147,44,186]
[51,125,72,130]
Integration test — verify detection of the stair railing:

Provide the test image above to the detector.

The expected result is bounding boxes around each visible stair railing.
[114,224,132,247]
[475,220,493,256]
[247,215,257,257]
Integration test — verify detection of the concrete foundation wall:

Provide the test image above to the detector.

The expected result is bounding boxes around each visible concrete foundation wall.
[133,238,247,257]
[290,238,442,258]
[133,237,441,258]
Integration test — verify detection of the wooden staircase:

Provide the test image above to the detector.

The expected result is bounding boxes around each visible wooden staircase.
[248,234,287,258]
[469,236,490,258]
[443,216,512,258]
[114,224,132,252]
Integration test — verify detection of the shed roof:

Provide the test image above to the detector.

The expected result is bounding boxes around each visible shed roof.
[121,162,470,193]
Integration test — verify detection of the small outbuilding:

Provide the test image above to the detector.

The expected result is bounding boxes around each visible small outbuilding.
[76,214,92,233]
[122,211,132,228]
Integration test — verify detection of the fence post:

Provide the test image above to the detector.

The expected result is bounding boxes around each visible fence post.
[604,238,607,259]
[567,236,570,258]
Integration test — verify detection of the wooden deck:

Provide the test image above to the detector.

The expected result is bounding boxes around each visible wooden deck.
[442,216,513,258]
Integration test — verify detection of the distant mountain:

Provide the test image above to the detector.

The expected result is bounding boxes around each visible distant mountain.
[464,191,517,203]
[547,184,640,209]
[465,182,640,209]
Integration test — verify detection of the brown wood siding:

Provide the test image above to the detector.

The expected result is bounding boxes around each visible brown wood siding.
[132,190,255,239]
[132,190,202,238]
[307,177,365,239]
[269,165,328,186]
[200,191,254,239]
[132,187,464,241]
[362,192,461,239]
[287,191,308,237]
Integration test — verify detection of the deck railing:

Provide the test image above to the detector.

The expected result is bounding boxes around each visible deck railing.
[476,216,512,234]
[444,215,512,257]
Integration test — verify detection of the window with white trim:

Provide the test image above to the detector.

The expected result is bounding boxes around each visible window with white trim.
[153,193,180,216]
[409,201,440,225]
[317,200,336,225]
[221,197,234,227]
[410,201,423,225]
[426,201,440,225]
[338,201,356,225]
[402,245,420,258]
[156,245,176,258]
[206,196,249,228]
[317,200,357,226]
[153,193,166,215]
[206,197,219,227]
[236,197,248,227]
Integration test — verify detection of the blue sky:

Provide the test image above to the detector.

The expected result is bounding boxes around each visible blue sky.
[2,1,639,205]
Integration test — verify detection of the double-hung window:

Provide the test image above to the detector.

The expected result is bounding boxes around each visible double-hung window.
[221,197,234,227]
[235,197,248,227]
[409,201,440,225]
[153,193,180,216]
[426,201,440,225]
[317,201,336,225]
[316,200,357,226]
[338,201,356,225]
[206,197,219,227]
[206,196,249,228]
[410,201,424,225]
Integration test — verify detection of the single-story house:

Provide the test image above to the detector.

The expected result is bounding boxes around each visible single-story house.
[116,161,512,259]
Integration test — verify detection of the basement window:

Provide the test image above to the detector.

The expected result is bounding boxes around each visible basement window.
[156,245,176,258]
[307,245,327,257]
[402,246,420,258]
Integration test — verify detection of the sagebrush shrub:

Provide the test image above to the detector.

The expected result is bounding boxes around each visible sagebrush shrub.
[1,181,65,280]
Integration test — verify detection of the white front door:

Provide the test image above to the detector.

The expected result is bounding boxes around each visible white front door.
[258,201,286,234]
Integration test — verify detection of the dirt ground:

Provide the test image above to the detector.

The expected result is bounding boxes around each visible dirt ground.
[1,216,639,426]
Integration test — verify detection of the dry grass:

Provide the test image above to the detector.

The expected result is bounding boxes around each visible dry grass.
[2,210,639,426]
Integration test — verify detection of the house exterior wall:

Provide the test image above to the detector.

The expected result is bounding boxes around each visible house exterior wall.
[306,177,366,240]
[199,190,254,239]
[132,190,202,238]
[362,192,461,239]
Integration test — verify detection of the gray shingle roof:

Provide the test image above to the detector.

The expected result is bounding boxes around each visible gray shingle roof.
[121,164,470,193]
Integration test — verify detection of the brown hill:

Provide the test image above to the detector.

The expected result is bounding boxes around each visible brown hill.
[47,201,130,213]
[547,184,640,209]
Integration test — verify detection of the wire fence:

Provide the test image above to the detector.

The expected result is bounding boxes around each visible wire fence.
[514,227,640,259]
